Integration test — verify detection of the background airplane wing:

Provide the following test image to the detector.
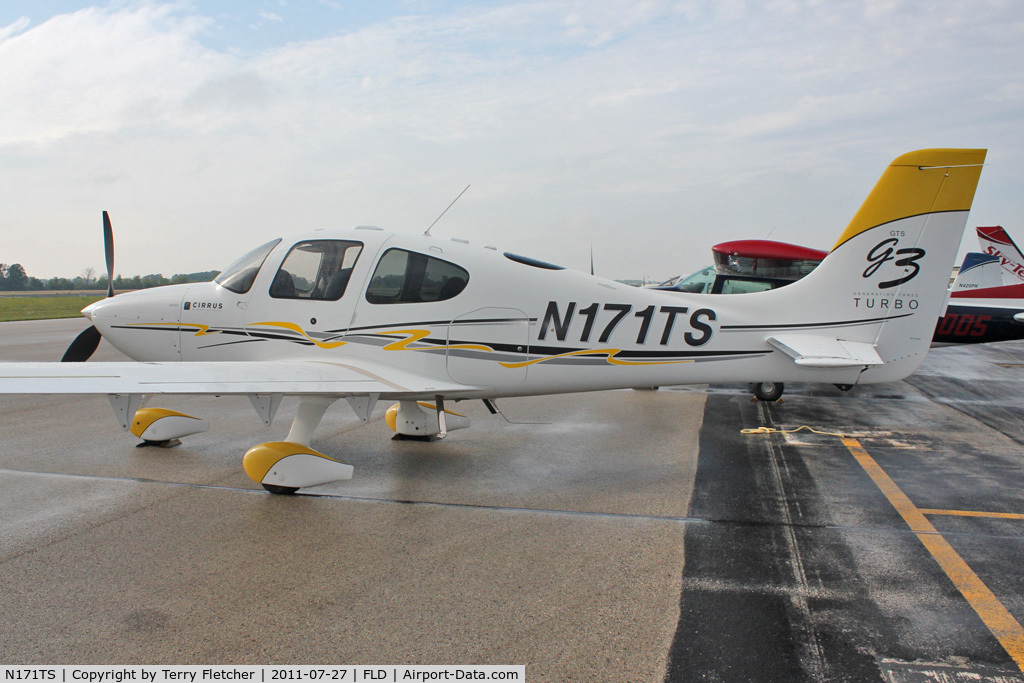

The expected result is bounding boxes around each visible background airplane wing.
[0,359,476,397]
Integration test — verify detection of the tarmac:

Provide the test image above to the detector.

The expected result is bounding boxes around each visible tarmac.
[2,318,1024,682]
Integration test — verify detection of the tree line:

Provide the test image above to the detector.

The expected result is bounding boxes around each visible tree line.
[0,263,219,292]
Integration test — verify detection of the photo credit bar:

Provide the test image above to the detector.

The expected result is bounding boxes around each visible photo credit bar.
[0,667,526,683]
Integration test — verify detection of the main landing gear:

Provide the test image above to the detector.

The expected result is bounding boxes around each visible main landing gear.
[750,381,855,401]
[242,397,354,495]
[245,397,469,495]
[752,381,784,402]
[118,395,473,495]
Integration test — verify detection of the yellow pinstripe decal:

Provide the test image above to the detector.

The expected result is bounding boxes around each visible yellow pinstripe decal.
[380,329,491,353]
[127,322,217,336]
[843,437,1024,672]
[500,348,695,368]
[249,321,346,349]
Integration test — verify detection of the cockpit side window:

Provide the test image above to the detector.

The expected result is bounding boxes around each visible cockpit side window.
[215,239,282,294]
[673,266,716,293]
[365,248,469,304]
[271,240,363,301]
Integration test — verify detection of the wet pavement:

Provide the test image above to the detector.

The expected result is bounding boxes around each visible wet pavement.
[2,319,1024,681]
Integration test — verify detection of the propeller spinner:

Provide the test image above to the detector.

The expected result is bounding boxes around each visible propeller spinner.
[61,211,115,363]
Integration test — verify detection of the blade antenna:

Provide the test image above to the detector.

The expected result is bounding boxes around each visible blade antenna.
[424,185,470,237]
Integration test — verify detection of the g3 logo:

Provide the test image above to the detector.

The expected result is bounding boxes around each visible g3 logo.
[863,238,925,289]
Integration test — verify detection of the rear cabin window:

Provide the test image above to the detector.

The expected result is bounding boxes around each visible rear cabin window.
[270,240,363,300]
[365,248,469,304]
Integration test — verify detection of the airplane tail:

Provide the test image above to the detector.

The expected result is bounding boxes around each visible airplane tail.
[953,252,1003,291]
[761,149,986,383]
[976,225,1024,284]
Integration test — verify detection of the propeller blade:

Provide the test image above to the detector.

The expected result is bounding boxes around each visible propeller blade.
[103,210,115,297]
[61,325,102,363]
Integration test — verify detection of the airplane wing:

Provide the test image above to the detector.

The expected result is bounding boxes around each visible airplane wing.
[765,334,884,368]
[0,359,475,397]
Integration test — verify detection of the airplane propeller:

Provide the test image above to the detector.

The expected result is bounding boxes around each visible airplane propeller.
[103,210,114,298]
[61,211,115,363]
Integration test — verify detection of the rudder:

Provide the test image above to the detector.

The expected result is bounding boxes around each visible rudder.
[779,148,986,382]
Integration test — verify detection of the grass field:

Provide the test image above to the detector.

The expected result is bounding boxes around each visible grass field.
[0,295,105,322]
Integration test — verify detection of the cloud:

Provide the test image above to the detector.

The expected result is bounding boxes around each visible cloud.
[183,72,272,112]
[0,5,226,145]
[0,16,30,43]
[2,0,1024,281]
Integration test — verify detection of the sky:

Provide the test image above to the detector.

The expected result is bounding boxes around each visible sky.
[1,0,1023,283]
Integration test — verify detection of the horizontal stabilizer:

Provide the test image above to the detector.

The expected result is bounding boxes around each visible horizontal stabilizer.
[766,334,884,368]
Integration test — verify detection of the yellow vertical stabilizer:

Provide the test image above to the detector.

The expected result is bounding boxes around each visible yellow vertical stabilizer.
[831,148,986,251]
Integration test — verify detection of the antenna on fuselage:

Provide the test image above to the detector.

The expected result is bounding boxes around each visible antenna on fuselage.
[424,184,470,236]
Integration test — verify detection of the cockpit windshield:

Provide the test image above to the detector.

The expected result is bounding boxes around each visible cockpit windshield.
[664,266,716,293]
[215,239,281,294]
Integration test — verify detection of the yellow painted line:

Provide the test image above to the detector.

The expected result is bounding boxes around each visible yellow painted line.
[842,437,1024,672]
[921,509,1024,520]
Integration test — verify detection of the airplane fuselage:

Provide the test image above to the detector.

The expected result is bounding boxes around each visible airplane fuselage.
[85,220,960,399]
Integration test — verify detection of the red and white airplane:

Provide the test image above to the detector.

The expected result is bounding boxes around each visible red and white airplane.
[659,234,1024,351]
[935,246,1024,346]
[977,225,1024,284]
[0,149,987,493]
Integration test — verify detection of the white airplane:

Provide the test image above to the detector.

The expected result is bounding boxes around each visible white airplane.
[0,148,986,494]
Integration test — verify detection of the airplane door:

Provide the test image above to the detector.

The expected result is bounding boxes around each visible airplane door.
[241,239,365,358]
[447,307,529,388]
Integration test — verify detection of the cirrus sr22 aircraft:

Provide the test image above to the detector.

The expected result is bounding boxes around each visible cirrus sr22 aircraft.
[0,149,986,493]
